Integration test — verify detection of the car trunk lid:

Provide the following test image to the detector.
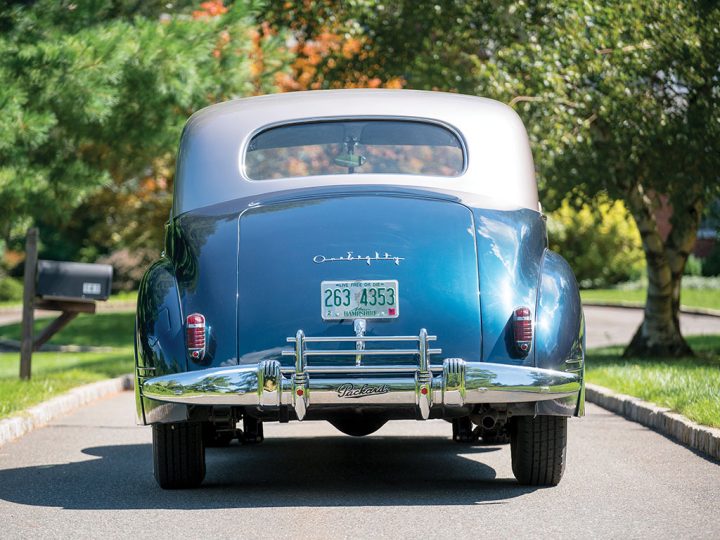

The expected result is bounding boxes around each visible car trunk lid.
[236,193,481,367]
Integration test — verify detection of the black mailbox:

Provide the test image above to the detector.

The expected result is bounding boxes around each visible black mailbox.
[36,260,113,301]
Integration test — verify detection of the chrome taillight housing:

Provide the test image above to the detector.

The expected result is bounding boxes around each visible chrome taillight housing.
[186,313,206,361]
[513,306,533,355]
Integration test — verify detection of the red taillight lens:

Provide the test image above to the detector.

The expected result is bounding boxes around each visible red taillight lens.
[186,313,206,360]
[513,307,532,355]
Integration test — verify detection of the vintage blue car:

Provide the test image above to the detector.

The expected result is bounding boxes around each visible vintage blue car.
[136,89,585,489]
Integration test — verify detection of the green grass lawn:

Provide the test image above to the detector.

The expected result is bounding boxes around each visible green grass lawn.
[0,312,135,347]
[586,335,720,428]
[0,349,133,419]
[581,288,720,310]
[0,311,135,419]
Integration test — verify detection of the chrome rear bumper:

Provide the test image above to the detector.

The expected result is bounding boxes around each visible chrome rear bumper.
[141,328,582,420]
[141,362,581,420]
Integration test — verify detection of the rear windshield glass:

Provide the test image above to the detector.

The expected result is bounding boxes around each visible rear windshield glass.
[245,120,464,180]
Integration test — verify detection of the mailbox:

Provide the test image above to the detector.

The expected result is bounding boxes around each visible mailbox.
[36,260,113,301]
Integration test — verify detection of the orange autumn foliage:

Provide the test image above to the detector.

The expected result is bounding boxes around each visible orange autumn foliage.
[267,1,404,91]
[192,1,228,19]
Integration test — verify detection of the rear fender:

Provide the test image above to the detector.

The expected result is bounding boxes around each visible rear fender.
[135,258,187,424]
[534,250,585,416]
[474,208,546,365]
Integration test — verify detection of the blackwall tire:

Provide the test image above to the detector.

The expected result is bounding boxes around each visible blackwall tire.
[510,415,567,486]
[153,422,206,489]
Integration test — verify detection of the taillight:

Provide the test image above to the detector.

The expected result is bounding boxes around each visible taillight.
[513,307,532,355]
[186,313,206,361]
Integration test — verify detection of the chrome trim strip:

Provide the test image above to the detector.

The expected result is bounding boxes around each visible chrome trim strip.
[292,330,308,420]
[285,335,438,343]
[285,365,445,374]
[281,349,443,357]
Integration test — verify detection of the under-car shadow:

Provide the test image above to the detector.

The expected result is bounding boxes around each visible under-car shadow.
[0,436,539,510]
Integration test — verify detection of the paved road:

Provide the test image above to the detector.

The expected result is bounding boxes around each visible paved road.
[0,391,718,539]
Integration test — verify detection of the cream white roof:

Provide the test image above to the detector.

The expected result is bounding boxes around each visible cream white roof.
[174,89,538,214]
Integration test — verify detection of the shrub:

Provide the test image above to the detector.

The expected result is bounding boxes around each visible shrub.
[547,197,646,288]
[0,277,23,302]
[684,255,703,276]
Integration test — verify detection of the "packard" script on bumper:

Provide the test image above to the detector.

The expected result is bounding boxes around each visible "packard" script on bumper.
[336,383,391,398]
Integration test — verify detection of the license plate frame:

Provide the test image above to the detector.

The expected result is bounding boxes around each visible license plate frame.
[321,280,399,320]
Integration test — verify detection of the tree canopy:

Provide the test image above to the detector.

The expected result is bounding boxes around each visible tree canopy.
[342,0,720,355]
[486,1,720,355]
[0,0,288,256]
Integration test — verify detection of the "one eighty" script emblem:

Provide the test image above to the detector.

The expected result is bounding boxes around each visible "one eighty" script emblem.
[313,251,404,266]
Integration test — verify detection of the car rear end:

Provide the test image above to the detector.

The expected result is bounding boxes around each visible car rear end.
[135,91,584,489]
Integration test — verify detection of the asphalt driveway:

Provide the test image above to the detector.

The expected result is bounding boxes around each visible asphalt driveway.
[0,392,718,539]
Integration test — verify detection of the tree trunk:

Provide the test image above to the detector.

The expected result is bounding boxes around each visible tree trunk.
[623,183,700,358]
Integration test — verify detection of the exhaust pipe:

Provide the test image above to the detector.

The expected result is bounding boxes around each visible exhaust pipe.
[472,409,498,430]
[481,414,497,430]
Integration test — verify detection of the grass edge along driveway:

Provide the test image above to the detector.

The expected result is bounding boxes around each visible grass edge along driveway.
[0,311,135,419]
[585,335,720,428]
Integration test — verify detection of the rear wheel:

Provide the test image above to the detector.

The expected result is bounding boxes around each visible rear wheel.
[510,415,567,486]
[153,422,205,489]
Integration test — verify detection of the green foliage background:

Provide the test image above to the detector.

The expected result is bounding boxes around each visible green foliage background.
[1,0,718,309]
[547,197,645,288]
[0,0,288,265]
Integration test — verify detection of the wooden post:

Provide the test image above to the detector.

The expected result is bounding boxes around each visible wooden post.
[20,228,38,380]
[32,299,96,351]
[32,312,79,351]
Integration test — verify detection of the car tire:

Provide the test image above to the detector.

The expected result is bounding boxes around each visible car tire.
[510,415,567,486]
[153,422,206,489]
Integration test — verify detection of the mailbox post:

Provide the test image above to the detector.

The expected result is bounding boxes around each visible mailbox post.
[19,229,113,380]
[19,228,38,380]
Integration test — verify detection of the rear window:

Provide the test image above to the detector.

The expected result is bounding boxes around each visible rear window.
[245,119,464,180]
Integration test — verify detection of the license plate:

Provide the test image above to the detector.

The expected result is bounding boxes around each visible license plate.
[321,280,399,320]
